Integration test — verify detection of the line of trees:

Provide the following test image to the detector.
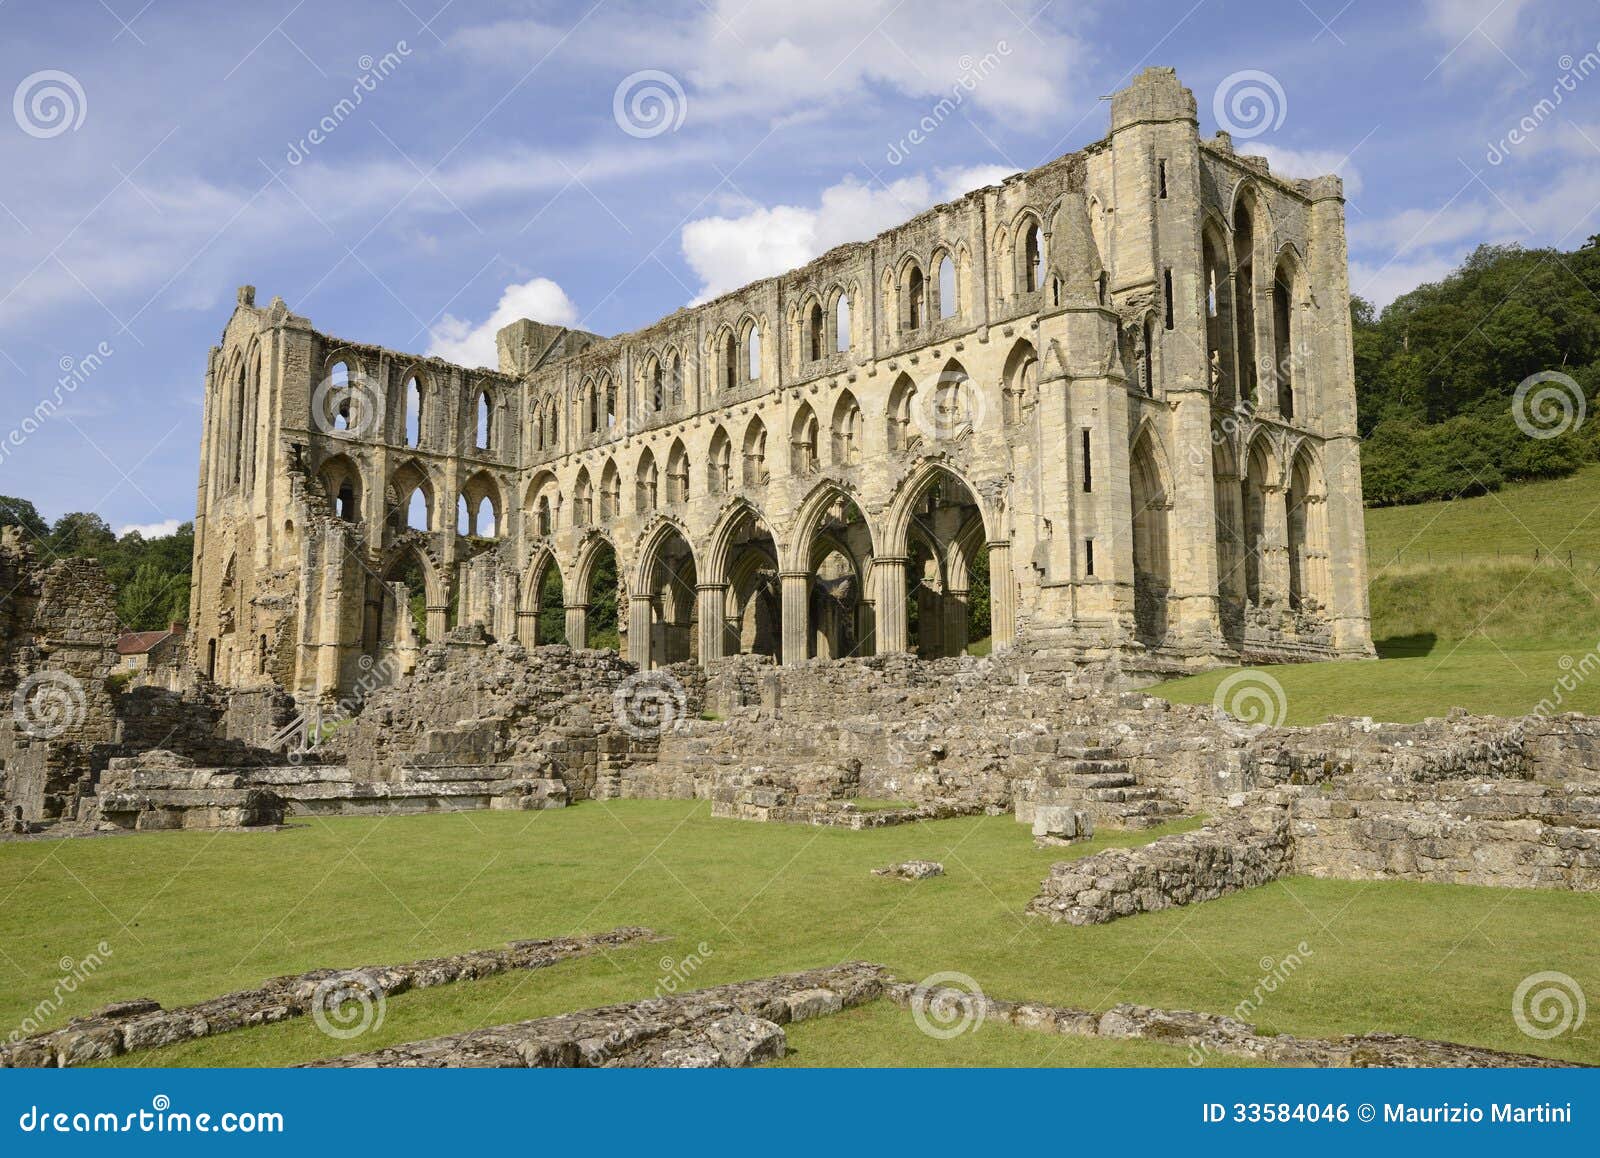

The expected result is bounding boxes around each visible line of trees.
[0,497,192,632]
[1353,238,1600,506]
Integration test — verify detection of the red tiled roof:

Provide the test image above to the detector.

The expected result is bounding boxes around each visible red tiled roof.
[116,630,173,656]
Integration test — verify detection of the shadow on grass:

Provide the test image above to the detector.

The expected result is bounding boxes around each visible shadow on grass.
[1375,632,1438,658]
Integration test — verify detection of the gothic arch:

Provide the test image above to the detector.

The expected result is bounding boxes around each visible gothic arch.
[883,458,996,557]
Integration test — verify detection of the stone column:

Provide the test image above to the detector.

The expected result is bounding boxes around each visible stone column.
[697,583,727,663]
[875,556,908,654]
[425,604,449,640]
[628,595,654,669]
[565,603,588,649]
[987,540,1016,650]
[780,571,810,666]
[516,610,538,647]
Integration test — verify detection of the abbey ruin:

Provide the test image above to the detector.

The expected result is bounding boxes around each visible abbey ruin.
[185,68,1373,702]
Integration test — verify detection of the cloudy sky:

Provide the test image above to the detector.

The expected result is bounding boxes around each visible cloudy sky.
[0,0,1596,531]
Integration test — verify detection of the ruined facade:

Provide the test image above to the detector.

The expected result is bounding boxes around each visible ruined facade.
[188,68,1373,702]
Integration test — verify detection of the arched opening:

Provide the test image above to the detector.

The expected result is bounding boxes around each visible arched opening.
[886,373,917,452]
[1233,196,1258,404]
[835,292,851,352]
[745,322,762,381]
[722,331,738,391]
[1273,255,1299,420]
[525,554,566,645]
[742,418,768,487]
[708,426,733,495]
[388,461,433,534]
[600,459,622,520]
[666,439,690,503]
[405,375,422,445]
[376,547,433,674]
[937,253,956,318]
[1129,428,1171,648]
[667,351,683,407]
[789,403,819,475]
[329,360,351,432]
[809,301,824,362]
[581,539,621,651]
[318,455,362,523]
[1002,340,1037,427]
[1019,219,1042,293]
[476,390,493,451]
[904,264,925,330]
[574,468,594,525]
[1287,446,1328,612]
[1202,227,1234,403]
[796,491,877,660]
[892,470,990,658]
[648,356,664,412]
[1243,436,1276,607]
[1212,430,1246,649]
[637,525,699,667]
[460,471,502,538]
[717,506,781,660]
[635,448,659,513]
[830,391,863,465]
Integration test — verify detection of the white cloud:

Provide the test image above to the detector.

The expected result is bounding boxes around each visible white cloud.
[1349,254,1459,308]
[118,518,184,539]
[427,277,580,368]
[1420,0,1538,70]
[1250,145,1364,197]
[680,164,1018,302]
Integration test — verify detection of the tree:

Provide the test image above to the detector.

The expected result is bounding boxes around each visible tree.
[119,562,187,632]
[0,495,49,543]
[49,512,115,557]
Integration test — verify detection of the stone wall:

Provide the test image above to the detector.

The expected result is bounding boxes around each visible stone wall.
[1028,808,1295,924]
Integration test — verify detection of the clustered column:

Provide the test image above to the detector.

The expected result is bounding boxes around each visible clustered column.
[987,540,1015,650]
[696,583,727,662]
[779,571,809,666]
[874,556,908,654]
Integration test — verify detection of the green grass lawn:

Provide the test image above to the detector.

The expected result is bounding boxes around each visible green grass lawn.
[1153,469,1600,723]
[0,803,1593,1067]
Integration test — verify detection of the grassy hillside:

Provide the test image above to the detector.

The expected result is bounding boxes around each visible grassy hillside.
[1155,468,1600,723]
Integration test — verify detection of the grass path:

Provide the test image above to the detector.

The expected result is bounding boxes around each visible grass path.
[0,803,1593,1067]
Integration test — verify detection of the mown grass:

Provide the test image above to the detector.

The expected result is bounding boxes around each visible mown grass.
[0,804,1592,1067]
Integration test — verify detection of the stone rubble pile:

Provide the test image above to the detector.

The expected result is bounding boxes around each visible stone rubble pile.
[872,859,945,880]
[304,962,888,1068]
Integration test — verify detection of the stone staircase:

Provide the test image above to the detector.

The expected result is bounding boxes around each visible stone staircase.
[1017,741,1185,831]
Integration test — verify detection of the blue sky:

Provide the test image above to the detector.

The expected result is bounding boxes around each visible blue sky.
[0,0,1596,532]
